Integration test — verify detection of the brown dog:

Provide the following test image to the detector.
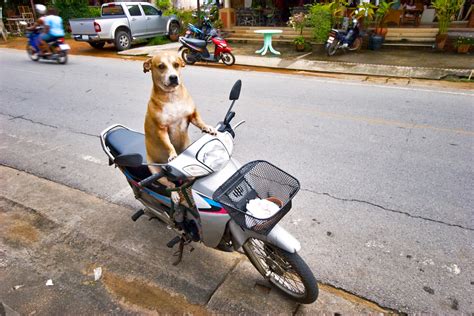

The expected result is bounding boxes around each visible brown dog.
[143,52,216,203]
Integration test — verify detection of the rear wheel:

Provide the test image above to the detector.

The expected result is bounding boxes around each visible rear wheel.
[180,47,196,65]
[168,22,180,42]
[326,40,339,56]
[221,52,235,66]
[89,41,105,49]
[57,51,68,64]
[243,237,318,304]
[115,30,131,51]
[27,45,39,61]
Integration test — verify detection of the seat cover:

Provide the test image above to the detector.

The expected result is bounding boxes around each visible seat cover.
[182,37,207,48]
[105,128,148,162]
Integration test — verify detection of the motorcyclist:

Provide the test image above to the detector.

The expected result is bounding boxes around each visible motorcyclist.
[38,7,65,55]
[26,4,47,50]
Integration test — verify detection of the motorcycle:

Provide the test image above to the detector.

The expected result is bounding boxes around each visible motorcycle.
[184,17,214,42]
[325,17,362,56]
[25,26,70,64]
[179,29,235,66]
[99,80,318,304]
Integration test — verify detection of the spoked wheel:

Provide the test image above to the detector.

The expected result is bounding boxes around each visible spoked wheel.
[348,37,362,51]
[180,47,196,65]
[325,40,339,56]
[243,237,318,304]
[221,52,235,66]
[27,45,39,61]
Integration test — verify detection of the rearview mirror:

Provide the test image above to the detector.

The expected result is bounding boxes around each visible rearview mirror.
[229,80,242,101]
[114,153,143,167]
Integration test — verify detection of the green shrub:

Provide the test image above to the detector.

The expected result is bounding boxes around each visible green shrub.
[155,0,171,11]
[432,0,464,34]
[147,35,171,46]
[308,4,332,44]
[165,8,198,35]
[49,0,90,28]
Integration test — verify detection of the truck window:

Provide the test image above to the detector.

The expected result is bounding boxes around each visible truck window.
[127,4,141,16]
[102,4,125,16]
[142,5,160,16]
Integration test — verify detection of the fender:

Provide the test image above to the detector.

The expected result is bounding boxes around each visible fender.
[166,17,180,34]
[228,220,301,253]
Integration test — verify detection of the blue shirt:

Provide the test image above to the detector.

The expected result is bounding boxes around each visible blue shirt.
[44,15,65,37]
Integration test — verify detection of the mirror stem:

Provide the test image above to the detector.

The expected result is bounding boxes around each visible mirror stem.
[224,100,236,121]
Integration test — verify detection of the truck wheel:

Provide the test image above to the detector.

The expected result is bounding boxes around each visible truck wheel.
[115,30,131,51]
[89,42,105,49]
[168,22,180,42]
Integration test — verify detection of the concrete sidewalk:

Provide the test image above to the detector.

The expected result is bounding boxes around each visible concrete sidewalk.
[0,165,389,315]
[119,43,473,80]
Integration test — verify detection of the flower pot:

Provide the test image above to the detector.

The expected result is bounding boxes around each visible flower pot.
[295,43,305,51]
[368,34,384,50]
[435,34,448,50]
[457,44,470,53]
[375,27,388,38]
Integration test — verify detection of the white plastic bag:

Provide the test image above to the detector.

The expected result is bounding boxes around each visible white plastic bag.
[245,198,280,228]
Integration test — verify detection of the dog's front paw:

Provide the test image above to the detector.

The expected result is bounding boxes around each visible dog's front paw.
[168,153,178,162]
[202,125,217,136]
[171,191,180,204]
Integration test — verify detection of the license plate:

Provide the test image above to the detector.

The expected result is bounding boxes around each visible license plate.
[81,35,89,40]
[59,44,71,50]
[327,37,334,43]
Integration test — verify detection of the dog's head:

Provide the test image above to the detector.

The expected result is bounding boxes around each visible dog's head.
[143,52,186,92]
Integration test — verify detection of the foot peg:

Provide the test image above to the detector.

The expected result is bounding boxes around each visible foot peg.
[167,236,181,248]
[131,209,145,222]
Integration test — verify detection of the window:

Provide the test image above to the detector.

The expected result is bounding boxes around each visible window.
[142,5,160,16]
[102,4,125,16]
[127,5,141,16]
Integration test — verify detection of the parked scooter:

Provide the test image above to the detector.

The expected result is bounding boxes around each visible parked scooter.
[179,29,235,66]
[99,80,318,304]
[25,26,70,64]
[325,17,362,56]
[184,17,214,42]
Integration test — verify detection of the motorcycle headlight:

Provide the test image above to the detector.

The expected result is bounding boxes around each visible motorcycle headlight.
[197,139,230,172]
[183,164,210,177]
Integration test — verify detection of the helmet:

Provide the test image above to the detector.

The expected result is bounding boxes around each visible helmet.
[35,4,47,15]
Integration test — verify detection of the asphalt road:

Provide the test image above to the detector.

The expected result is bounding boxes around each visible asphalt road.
[1,49,473,313]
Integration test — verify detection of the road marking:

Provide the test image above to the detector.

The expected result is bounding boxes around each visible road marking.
[81,155,103,165]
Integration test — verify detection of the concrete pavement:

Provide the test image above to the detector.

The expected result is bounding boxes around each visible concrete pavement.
[118,42,474,80]
[0,165,387,315]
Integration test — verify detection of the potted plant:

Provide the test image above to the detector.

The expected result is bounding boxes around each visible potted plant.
[432,0,464,50]
[288,12,308,51]
[455,36,473,53]
[374,1,394,38]
[294,36,306,51]
[307,4,333,45]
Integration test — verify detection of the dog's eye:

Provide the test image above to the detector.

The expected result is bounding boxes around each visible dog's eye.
[173,62,180,68]
[158,63,166,70]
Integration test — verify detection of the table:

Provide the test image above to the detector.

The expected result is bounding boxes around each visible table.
[254,29,282,56]
[6,18,27,36]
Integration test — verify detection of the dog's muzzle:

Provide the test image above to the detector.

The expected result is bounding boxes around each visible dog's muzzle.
[168,75,179,86]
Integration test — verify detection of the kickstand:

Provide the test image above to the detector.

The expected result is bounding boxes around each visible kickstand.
[172,238,185,266]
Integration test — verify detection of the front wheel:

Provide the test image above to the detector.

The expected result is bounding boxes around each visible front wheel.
[243,237,318,304]
[221,52,235,66]
[325,39,339,56]
[27,45,39,61]
[180,47,196,65]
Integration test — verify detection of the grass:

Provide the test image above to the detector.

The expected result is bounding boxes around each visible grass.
[147,36,171,46]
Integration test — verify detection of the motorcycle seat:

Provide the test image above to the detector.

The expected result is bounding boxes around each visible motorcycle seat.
[181,37,207,48]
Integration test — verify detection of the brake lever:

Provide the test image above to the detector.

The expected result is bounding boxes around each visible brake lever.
[232,120,246,130]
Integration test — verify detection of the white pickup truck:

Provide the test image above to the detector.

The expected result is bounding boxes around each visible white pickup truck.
[70,2,180,51]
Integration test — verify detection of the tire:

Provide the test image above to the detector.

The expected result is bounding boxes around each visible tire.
[221,52,235,66]
[27,45,39,61]
[57,51,68,64]
[115,30,131,51]
[243,237,318,304]
[180,47,196,65]
[326,40,339,56]
[348,37,362,51]
[168,22,180,42]
[89,41,105,49]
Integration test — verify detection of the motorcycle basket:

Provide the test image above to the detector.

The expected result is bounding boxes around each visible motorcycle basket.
[213,160,300,235]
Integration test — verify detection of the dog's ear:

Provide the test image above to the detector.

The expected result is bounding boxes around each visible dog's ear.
[177,56,185,68]
[143,57,152,73]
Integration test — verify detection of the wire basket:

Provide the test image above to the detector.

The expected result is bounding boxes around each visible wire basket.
[213,160,300,235]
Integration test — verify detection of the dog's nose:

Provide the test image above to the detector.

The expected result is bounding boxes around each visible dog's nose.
[169,75,178,84]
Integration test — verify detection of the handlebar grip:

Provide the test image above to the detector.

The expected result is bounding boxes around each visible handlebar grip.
[138,171,164,187]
